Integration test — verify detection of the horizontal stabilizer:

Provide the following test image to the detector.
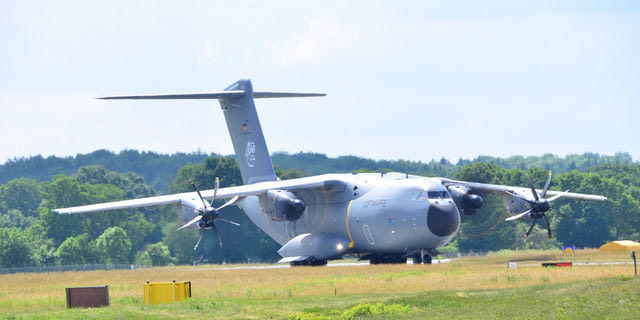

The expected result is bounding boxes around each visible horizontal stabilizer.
[98,91,325,100]
[254,92,326,98]
[98,91,245,100]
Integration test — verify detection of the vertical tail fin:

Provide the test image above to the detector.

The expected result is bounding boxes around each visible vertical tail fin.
[219,79,277,184]
[98,78,325,185]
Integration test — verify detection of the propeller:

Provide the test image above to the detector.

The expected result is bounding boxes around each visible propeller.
[505,171,569,239]
[176,178,240,250]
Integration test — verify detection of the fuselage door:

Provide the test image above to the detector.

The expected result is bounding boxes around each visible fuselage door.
[362,224,375,245]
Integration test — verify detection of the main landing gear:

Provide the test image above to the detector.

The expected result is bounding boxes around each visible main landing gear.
[364,253,434,265]
[290,259,328,267]
[369,254,407,265]
[412,253,433,264]
[365,253,433,264]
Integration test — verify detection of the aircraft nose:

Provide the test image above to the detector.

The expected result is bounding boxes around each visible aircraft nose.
[426,202,460,237]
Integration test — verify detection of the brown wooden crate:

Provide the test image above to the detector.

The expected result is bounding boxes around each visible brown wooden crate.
[66,286,109,308]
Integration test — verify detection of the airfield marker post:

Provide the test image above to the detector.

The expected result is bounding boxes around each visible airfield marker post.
[631,251,637,276]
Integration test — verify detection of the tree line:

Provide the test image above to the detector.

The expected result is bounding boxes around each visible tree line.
[0,150,637,267]
[452,163,640,253]
[0,149,212,194]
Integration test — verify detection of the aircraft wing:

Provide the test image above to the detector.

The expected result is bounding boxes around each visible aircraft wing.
[53,174,346,215]
[440,178,608,201]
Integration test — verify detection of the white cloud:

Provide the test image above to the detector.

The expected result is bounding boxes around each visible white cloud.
[280,18,358,64]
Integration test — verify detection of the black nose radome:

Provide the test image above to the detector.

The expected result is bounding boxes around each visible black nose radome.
[427,202,460,237]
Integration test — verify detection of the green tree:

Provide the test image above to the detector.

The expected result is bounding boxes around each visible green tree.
[0,178,41,218]
[169,163,201,194]
[0,209,35,228]
[39,175,123,246]
[554,170,639,247]
[74,165,165,247]
[27,220,56,266]
[144,242,177,266]
[55,233,94,265]
[134,251,152,266]
[275,165,308,180]
[94,227,132,264]
[39,175,87,245]
[0,228,33,267]
[74,165,155,199]
[118,212,155,253]
[162,221,199,264]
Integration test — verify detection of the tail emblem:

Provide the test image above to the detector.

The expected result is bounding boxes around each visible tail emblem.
[245,141,256,168]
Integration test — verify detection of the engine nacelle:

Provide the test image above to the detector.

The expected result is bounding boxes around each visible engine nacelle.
[263,190,306,221]
[175,198,202,229]
[502,190,531,216]
[448,186,484,216]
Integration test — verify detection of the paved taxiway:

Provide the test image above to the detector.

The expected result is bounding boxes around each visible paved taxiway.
[180,259,453,272]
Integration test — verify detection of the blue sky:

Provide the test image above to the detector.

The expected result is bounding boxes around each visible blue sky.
[1,1,638,165]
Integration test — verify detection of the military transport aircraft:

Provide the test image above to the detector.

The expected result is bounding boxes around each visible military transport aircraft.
[54,79,607,265]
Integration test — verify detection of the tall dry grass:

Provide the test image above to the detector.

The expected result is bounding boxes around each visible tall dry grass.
[0,249,637,318]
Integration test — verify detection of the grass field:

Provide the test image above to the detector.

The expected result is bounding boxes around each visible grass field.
[1,249,639,319]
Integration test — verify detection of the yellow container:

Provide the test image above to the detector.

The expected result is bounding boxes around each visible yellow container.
[143,281,191,304]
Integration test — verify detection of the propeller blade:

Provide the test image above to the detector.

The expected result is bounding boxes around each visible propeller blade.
[524,172,539,201]
[550,208,569,219]
[176,215,202,231]
[524,219,537,239]
[211,222,223,247]
[506,209,533,221]
[547,190,570,202]
[193,228,205,250]
[212,177,220,202]
[513,172,562,240]
[216,217,240,226]
[541,171,552,198]
[543,214,552,238]
[190,180,211,208]
[216,195,240,211]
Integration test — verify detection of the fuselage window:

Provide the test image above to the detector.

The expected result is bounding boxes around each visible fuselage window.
[410,190,450,201]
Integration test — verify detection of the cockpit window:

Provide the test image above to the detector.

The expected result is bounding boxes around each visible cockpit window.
[410,190,450,201]
[428,191,449,199]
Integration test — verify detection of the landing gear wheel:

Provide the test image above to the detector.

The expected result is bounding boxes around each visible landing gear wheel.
[290,259,327,267]
[423,254,432,264]
[309,259,328,266]
[412,254,423,264]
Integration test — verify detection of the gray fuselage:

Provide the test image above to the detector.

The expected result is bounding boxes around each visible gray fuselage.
[238,172,460,256]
